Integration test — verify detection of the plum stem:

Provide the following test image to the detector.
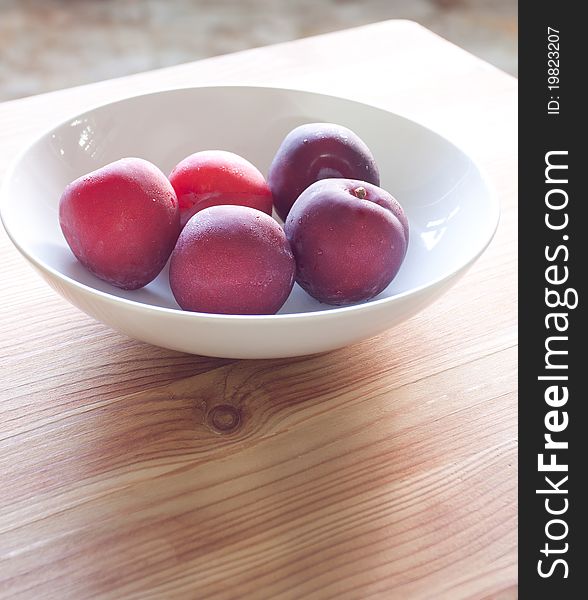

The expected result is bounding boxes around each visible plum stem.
[352,186,367,199]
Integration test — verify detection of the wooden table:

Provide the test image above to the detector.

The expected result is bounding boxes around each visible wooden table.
[0,21,517,599]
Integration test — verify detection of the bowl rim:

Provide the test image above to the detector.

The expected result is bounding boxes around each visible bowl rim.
[0,84,500,323]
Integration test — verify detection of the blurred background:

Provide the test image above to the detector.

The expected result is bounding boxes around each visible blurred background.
[0,0,516,102]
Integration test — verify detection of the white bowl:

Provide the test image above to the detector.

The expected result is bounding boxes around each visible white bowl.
[0,86,498,359]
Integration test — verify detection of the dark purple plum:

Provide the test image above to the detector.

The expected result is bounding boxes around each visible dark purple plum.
[285,178,409,306]
[268,123,380,221]
[169,205,295,315]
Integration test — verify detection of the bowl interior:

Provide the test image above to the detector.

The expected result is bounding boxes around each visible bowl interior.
[1,86,496,315]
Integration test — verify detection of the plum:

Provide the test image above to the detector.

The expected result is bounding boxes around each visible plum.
[268,123,380,221]
[59,157,180,290]
[169,150,273,226]
[169,205,295,315]
[285,178,409,305]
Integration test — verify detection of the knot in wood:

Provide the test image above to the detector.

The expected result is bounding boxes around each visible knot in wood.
[207,404,241,434]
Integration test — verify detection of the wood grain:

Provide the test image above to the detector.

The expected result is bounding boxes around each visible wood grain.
[0,21,517,599]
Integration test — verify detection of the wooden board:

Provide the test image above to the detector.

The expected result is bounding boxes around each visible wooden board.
[0,21,517,599]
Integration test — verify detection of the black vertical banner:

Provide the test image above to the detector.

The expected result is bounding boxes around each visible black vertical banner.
[519,1,586,597]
